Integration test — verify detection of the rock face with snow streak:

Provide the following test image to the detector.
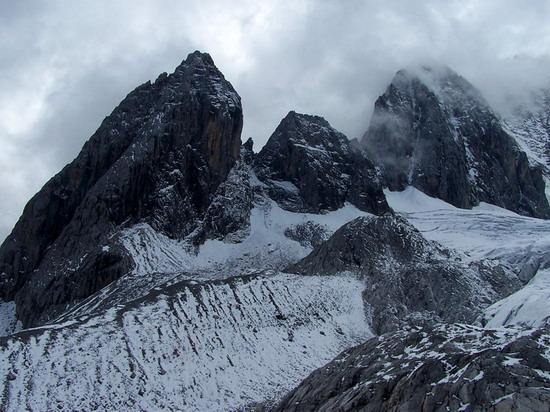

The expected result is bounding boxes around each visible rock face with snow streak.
[362,66,550,218]
[289,215,521,334]
[255,111,389,214]
[505,88,550,178]
[0,51,243,327]
[191,140,255,245]
[272,323,550,412]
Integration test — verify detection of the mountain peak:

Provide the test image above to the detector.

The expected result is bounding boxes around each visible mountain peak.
[390,64,487,108]
[0,51,243,326]
[255,112,389,214]
[363,64,550,218]
[283,110,330,126]
[181,50,216,67]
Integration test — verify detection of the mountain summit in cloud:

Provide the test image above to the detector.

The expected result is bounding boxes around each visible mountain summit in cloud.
[362,65,550,218]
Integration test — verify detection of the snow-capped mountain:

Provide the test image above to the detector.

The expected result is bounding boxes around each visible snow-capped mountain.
[0,53,549,411]
[362,66,550,218]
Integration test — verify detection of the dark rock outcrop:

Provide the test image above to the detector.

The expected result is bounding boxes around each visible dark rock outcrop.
[255,111,389,214]
[288,215,521,334]
[191,140,255,245]
[0,51,243,326]
[362,66,550,218]
[284,221,330,249]
[272,323,550,412]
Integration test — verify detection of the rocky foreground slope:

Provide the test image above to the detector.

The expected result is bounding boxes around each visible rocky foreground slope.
[0,52,549,411]
[272,323,550,412]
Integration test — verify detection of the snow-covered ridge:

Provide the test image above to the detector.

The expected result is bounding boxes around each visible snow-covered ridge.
[0,273,370,411]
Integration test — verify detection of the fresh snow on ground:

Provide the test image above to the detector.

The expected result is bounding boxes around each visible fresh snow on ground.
[386,186,550,329]
[483,268,550,328]
[385,187,550,268]
[121,197,369,279]
[2,186,548,410]
[0,273,370,411]
[0,194,376,411]
[45,195,371,334]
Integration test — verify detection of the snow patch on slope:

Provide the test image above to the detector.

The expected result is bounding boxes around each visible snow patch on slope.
[483,268,550,328]
[121,198,369,278]
[0,301,20,337]
[385,187,550,268]
[0,273,370,411]
[54,196,370,327]
[385,186,457,213]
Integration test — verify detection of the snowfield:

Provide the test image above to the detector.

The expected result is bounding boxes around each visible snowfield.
[0,195,370,336]
[0,273,370,411]
[385,187,550,271]
[483,268,550,328]
[386,187,550,328]
[0,178,376,411]
[121,197,369,278]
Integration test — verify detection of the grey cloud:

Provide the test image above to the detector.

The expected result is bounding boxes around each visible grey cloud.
[1,0,550,241]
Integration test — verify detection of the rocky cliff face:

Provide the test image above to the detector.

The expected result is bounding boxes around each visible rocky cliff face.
[288,215,521,334]
[271,323,550,412]
[362,66,550,218]
[505,88,550,178]
[0,51,243,326]
[191,139,255,245]
[255,111,389,214]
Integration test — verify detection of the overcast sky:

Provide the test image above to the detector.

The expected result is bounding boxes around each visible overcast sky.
[1,0,550,242]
